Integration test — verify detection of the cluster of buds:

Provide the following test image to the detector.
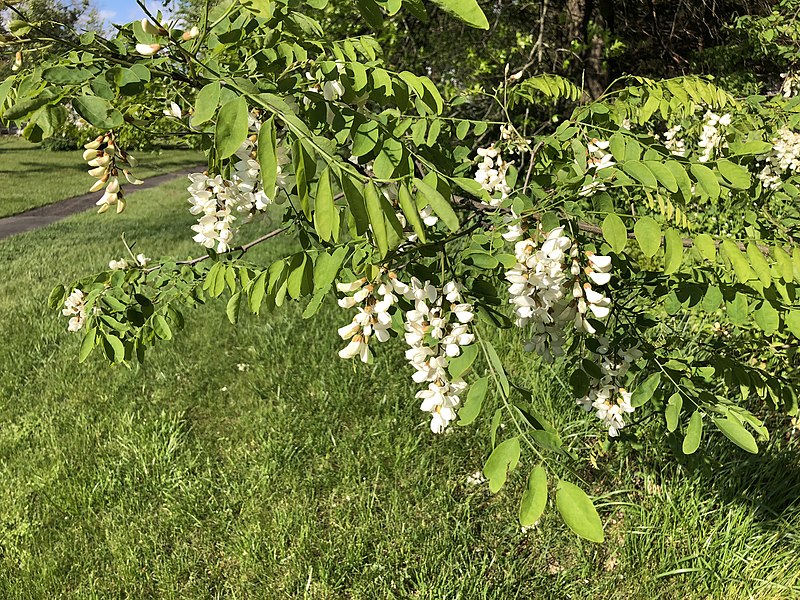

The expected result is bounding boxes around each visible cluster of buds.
[83,132,142,214]
[576,341,642,437]
[505,226,612,362]
[757,127,800,190]
[337,273,409,363]
[62,289,87,333]
[697,110,732,163]
[404,280,475,433]
[474,145,512,205]
[579,139,615,197]
[662,125,686,157]
[109,253,150,270]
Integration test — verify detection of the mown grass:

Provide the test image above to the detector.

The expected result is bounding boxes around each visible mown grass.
[0,136,202,217]
[0,175,799,598]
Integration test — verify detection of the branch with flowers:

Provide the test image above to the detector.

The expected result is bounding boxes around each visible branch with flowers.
[5,0,800,542]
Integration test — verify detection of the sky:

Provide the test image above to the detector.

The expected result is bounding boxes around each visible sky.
[95,0,170,25]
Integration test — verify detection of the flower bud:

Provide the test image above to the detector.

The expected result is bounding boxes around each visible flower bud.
[106,176,120,194]
[88,166,107,178]
[135,43,161,56]
[82,148,99,161]
[89,178,107,192]
[11,51,21,71]
[182,26,199,41]
[141,19,166,36]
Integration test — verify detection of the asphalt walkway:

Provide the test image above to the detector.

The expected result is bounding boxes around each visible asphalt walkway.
[0,166,200,241]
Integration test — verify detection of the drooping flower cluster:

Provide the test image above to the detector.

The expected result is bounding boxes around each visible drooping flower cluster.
[756,127,800,189]
[661,124,686,157]
[697,111,732,163]
[781,72,800,98]
[109,253,150,270]
[404,279,475,433]
[337,274,409,363]
[579,139,615,197]
[83,133,142,214]
[505,226,612,362]
[187,131,290,252]
[575,342,642,436]
[474,145,512,205]
[62,289,87,333]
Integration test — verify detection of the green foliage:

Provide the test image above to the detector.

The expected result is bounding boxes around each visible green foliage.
[8,0,800,546]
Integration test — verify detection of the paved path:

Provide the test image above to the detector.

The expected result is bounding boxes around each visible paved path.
[0,166,200,241]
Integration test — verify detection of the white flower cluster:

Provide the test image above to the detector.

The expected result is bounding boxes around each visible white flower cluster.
[337,274,409,363]
[662,125,686,157]
[576,342,642,436]
[698,111,732,163]
[505,227,612,362]
[474,145,512,205]
[579,139,615,197]
[404,279,475,433]
[781,72,800,98]
[109,253,150,270]
[62,289,87,333]
[187,135,289,252]
[756,127,800,190]
[83,133,143,214]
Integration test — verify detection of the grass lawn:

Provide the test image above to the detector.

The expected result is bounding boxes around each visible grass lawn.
[0,137,202,218]
[0,177,799,598]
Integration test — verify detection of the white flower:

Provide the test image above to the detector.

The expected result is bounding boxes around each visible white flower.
[62,288,87,332]
[164,102,182,119]
[108,258,128,270]
[135,253,151,267]
[474,144,512,204]
[135,43,161,56]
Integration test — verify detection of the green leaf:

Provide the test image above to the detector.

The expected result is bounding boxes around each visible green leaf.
[754,301,779,336]
[5,88,59,121]
[694,233,716,261]
[630,372,661,408]
[153,314,172,340]
[226,292,241,324]
[48,284,66,309]
[555,481,604,543]
[191,81,221,127]
[622,160,657,188]
[313,167,335,242]
[364,182,389,257]
[78,327,96,363]
[665,393,682,432]
[397,184,426,243]
[634,216,661,258]
[786,311,800,338]
[430,0,489,29]
[519,466,548,527]
[72,95,124,129]
[716,159,751,189]
[690,163,720,199]
[683,411,703,454]
[42,66,92,85]
[701,285,723,312]
[105,334,125,363]
[483,340,510,397]
[746,243,771,288]
[257,116,277,199]
[721,240,755,283]
[458,376,488,426]
[413,177,459,232]
[727,293,749,326]
[483,437,521,493]
[602,213,627,253]
[248,270,268,314]
[215,96,249,159]
[664,228,683,274]
[448,344,478,379]
[713,416,758,454]
[644,160,678,192]
[351,119,380,157]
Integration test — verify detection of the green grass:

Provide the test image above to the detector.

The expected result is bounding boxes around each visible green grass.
[0,137,202,217]
[0,177,799,598]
